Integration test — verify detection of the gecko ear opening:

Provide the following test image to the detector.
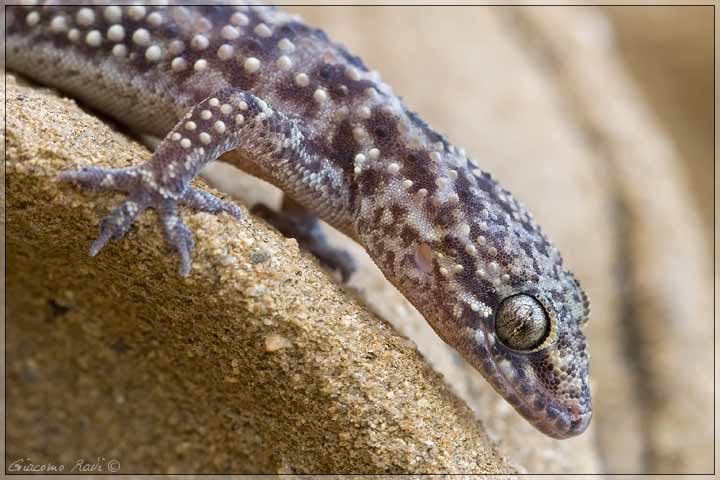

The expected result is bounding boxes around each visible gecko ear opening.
[414,242,434,275]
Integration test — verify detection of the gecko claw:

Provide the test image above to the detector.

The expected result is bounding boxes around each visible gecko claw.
[89,229,113,257]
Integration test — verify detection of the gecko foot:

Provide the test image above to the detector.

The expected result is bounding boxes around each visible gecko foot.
[58,166,242,276]
[251,203,356,282]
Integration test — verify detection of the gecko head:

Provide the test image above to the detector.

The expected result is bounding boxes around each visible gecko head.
[409,231,592,438]
[355,148,592,437]
[479,271,593,439]
[400,181,592,438]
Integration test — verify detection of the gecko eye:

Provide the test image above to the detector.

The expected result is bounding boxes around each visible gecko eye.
[495,294,550,351]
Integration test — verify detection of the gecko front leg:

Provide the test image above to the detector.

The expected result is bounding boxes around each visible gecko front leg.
[59,88,297,276]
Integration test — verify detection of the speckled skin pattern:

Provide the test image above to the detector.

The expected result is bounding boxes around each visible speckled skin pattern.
[7,3,592,438]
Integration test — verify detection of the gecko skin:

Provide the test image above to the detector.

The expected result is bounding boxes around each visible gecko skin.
[7,3,592,438]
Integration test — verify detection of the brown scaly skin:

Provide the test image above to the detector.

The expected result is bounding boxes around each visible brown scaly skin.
[6,3,591,438]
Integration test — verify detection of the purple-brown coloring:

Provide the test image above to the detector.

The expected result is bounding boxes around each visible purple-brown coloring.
[7,3,591,438]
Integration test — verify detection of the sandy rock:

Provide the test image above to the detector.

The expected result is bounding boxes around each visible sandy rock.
[4,78,517,474]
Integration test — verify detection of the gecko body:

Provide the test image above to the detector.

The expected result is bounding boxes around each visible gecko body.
[7,3,592,438]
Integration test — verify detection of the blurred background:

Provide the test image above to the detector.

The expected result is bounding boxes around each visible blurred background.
[605,6,712,241]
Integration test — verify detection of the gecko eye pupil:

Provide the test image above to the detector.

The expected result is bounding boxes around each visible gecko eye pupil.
[495,294,550,351]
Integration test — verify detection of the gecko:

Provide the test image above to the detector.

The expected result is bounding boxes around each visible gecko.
[6,3,592,439]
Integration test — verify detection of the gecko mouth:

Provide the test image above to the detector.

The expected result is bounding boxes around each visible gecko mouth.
[482,334,592,439]
[495,362,591,438]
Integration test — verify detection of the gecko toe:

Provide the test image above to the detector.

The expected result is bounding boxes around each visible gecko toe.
[180,187,244,219]
[89,198,146,256]
[159,207,195,276]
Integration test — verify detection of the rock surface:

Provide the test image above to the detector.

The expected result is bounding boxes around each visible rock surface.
[5,78,517,474]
